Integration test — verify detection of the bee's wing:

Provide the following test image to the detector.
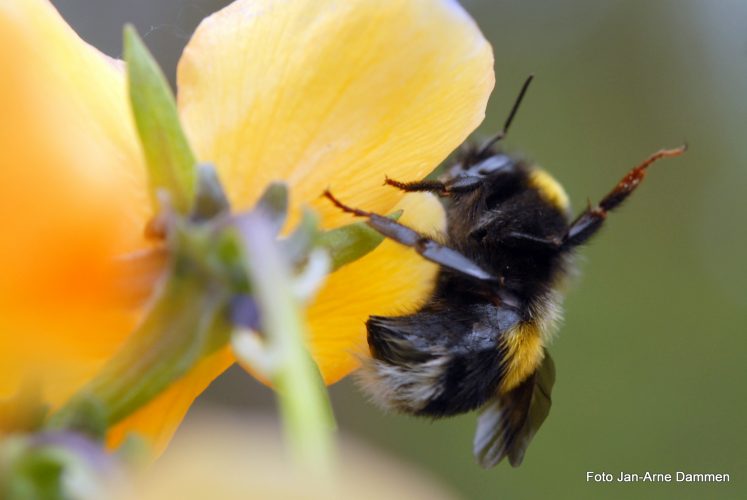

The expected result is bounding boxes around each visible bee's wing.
[473,349,555,468]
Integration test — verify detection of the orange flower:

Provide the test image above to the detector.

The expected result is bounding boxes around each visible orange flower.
[0,0,493,449]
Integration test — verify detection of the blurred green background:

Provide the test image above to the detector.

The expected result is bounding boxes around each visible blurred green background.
[53,1,747,498]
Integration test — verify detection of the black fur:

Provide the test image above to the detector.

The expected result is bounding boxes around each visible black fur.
[364,151,570,418]
[329,136,683,467]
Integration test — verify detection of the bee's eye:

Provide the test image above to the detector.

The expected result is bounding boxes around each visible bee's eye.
[464,155,512,177]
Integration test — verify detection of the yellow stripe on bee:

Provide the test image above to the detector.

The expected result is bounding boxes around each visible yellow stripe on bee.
[499,322,545,393]
[529,168,570,213]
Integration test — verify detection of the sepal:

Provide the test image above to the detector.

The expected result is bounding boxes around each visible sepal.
[124,25,197,215]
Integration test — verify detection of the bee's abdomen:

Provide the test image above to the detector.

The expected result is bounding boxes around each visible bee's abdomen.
[359,305,522,417]
[416,346,508,416]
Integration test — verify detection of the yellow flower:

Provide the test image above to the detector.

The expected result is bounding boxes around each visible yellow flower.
[0,0,493,449]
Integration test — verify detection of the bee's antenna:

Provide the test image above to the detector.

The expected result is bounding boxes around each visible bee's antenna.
[477,74,534,156]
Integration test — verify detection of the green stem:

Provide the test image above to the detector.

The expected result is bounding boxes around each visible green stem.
[238,213,336,474]
[47,225,236,436]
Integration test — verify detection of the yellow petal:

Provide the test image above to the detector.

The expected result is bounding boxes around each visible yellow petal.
[0,0,150,404]
[107,347,235,452]
[307,192,445,384]
[177,0,493,228]
[0,1,195,449]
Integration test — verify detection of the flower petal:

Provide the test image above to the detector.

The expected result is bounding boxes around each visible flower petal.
[0,0,150,405]
[0,0,196,450]
[107,347,235,452]
[306,193,446,384]
[177,0,493,227]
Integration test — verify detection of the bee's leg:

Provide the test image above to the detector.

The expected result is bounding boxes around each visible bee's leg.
[323,190,497,282]
[384,175,483,197]
[562,146,686,249]
[503,232,562,249]
[383,177,449,195]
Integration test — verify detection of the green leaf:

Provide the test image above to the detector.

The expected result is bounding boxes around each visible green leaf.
[124,25,197,214]
[318,212,402,272]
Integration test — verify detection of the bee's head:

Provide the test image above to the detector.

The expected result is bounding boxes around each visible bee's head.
[442,156,573,302]
[446,151,515,180]
[446,155,571,249]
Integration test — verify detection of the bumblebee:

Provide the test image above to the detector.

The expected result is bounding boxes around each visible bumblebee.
[324,76,685,468]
